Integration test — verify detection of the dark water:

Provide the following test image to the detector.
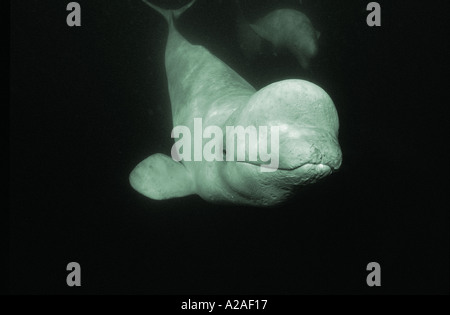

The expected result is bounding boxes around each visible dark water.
[10,0,448,294]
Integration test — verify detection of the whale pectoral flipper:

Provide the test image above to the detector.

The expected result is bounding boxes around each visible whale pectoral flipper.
[249,24,267,41]
[129,153,195,200]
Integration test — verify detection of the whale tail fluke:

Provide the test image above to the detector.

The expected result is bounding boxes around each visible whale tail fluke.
[141,0,197,25]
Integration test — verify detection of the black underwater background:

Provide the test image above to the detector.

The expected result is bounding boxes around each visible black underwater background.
[10,0,449,294]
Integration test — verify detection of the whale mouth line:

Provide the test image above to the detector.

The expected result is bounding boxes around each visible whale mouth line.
[280,163,334,172]
[237,161,335,172]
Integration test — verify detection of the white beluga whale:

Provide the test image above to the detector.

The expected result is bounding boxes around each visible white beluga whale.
[130,0,342,207]
[237,5,320,69]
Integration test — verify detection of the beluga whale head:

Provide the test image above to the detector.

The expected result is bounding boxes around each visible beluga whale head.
[228,79,341,172]
[129,0,342,207]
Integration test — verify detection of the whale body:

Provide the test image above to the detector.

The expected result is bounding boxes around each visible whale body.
[237,7,320,69]
[129,0,342,207]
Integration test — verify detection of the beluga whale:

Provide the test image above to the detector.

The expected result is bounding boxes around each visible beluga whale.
[130,0,342,207]
[237,4,321,69]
